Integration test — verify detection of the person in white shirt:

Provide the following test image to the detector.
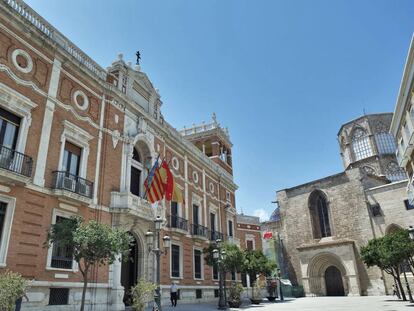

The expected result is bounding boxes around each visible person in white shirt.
[170,282,178,307]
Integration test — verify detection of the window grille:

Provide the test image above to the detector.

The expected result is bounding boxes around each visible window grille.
[370,204,381,217]
[351,128,373,161]
[385,162,407,182]
[194,249,202,279]
[171,245,180,278]
[375,133,397,155]
[195,289,202,299]
[214,289,219,298]
[51,216,73,269]
[49,288,69,305]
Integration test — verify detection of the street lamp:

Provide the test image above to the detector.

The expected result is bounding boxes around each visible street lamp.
[405,226,414,303]
[146,216,170,311]
[277,268,284,301]
[213,239,227,310]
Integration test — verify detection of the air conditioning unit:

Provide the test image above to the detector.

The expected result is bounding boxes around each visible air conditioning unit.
[78,182,90,197]
[63,176,76,192]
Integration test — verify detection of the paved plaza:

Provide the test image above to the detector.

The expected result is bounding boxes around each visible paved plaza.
[155,296,414,311]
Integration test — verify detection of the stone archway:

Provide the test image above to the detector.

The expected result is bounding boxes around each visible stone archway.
[121,231,145,306]
[307,252,349,296]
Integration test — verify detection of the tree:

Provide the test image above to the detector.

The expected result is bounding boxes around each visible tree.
[45,217,132,311]
[360,229,414,301]
[242,249,277,282]
[203,242,245,273]
[0,270,28,311]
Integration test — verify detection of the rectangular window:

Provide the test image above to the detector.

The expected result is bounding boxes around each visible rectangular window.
[51,216,73,269]
[63,142,81,176]
[241,273,247,287]
[231,271,236,281]
[49,288,69,305]
[194,249,202,279]
[0,107,20,150]
[228,220,233,237]
[210,213,216,232]
[405,200,414,210]
[193,204,199,225]
[195,289,202,299]
[171,244,180,278]
[130,166,141,197]
[213,262,219,280]
[171,202,178,228]
[246,240,254,250]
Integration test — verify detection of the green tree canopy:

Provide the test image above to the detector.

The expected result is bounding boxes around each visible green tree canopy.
[45,216,132,311]
[203,242,244,272]
[242,249,277,278]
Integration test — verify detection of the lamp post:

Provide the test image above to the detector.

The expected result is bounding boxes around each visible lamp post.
[146,216,170,311]
[277,268,284,301]
[405,226,414,303]
[213,239,227,310]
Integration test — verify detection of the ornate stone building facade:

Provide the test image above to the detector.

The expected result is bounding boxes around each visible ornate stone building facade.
[390,36,414,203]
[0,1,251,310]
[269,113,413,297]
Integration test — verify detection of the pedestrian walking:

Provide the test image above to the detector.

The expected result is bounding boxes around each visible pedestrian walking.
[170,282,178,307]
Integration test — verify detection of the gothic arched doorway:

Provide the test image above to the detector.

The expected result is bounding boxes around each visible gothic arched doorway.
[325,266,345,296]
[121,232,140,306]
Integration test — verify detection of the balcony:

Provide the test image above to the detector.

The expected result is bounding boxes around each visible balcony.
[191,224,209,239]
[167,214,188,232]
[110,191,154,221]
[52,171,93,202]
[0,144,33,184]
[209,230,224,242]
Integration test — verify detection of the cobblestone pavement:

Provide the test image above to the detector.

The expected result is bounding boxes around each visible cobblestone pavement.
[151,296,414,311]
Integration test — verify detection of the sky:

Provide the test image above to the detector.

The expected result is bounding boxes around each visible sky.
[25,0,414,221]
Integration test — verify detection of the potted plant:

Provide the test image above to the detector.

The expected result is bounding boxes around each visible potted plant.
[131,279,157,311]
[0,270,29,311]
[227,282,244,308]
[250,279,265,304]
[266,277,278,302]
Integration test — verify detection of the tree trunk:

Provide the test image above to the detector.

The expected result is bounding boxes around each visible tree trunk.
[395,271,406,301]
[80,265,89,311]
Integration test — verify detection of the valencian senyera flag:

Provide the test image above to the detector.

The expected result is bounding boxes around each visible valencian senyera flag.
[144,159,184,204]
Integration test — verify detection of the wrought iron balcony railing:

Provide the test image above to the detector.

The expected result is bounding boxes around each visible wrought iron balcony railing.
[0,144,33,177]
[191,223,209,238]
[209,230,224,242]
[167,214,188,231]
[52,171,93,198]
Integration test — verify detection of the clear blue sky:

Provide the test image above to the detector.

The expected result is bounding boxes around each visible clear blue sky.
[26,0,414,220]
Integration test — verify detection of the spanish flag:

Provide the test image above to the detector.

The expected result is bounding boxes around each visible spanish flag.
[161,161,184,204]
[144,160,184,204]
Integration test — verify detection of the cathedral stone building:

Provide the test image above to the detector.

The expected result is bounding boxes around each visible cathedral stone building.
[269,113,413,297]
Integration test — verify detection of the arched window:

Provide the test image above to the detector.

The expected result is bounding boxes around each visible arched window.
[351,127,373,161]
[385,161,407,182]
[374,121,397,155]
[309,191,332,239]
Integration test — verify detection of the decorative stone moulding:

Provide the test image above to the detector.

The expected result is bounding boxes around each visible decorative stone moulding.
[192,171,199,183]
[172,157,179,170]
[11,49,33,74]
[209,182,214,193]
[73,90,89,111]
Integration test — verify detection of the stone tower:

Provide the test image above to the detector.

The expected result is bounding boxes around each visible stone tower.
[337,113,406,182]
